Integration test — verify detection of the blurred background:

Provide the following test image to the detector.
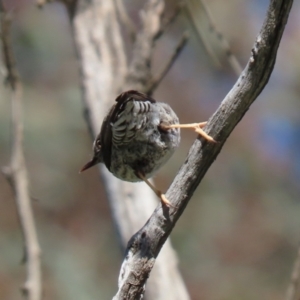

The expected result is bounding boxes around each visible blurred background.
[0,0,300,299]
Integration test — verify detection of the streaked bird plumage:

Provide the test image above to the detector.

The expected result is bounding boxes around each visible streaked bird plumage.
[81,90,180,182]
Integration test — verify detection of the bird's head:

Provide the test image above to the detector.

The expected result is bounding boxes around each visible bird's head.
[80,137,103,173]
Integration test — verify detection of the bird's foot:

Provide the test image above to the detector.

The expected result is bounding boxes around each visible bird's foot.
[137,171,176,208]
[160,121,216,143]
[159,192,177,208]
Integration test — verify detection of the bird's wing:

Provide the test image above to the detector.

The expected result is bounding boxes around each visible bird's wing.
[100,90,156,169]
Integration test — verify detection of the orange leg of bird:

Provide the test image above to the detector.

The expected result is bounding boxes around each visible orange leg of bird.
[162,121,216,143]
[137,172,175,208]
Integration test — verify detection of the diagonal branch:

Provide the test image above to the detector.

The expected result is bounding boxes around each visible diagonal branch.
[185,0,243,76]
[0,3,42,300]
[146,31,189,95]
[155,1,185,40]
[112,0,293,298]
[114,0,136,42]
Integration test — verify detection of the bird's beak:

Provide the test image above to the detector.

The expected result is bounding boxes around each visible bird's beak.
[79,156,98,173]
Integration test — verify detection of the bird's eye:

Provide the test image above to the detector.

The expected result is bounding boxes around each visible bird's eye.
[94,139,101,152]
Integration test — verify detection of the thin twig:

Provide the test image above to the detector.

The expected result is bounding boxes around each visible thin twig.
[155,1,185,40]
[0,3,42,300]
[114,0,136,42]
[286,246,300,300]
[112,0,293,298]
[184,0,243,76]
[146,31,189,94]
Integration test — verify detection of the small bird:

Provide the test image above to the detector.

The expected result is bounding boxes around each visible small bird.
[80,90,215,207]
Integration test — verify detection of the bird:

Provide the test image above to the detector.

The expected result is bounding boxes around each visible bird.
[80,90,215,207]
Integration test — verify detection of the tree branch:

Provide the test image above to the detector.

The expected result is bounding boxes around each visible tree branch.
[112,0,293,298]
[114,0,136,42]
[0,4,42,300]
[125,0,165,91]
[146,31,189,95]
[65,0,190,299]
[184,0,243,76]
[155,2,185,40]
